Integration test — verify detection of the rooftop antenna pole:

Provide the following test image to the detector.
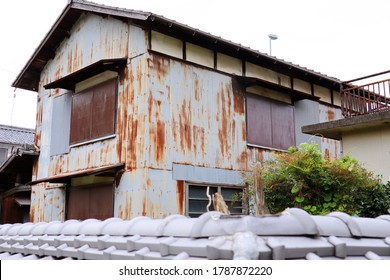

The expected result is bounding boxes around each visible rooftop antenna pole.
[268,34,278,56]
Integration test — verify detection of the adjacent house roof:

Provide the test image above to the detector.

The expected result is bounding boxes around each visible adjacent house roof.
[0,124,34,146]
[12,0,340,92]
[1,208,389,260]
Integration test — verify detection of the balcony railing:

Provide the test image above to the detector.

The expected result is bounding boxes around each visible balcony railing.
[341,70,390,118]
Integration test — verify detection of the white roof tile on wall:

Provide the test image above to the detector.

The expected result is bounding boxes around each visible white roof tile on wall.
[0,208,390,260]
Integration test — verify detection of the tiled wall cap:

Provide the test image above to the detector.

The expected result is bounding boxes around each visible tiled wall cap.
[45,219,79,235]
[190,211,225,238]
[61,219,99,235]
[100,220,135,236]
[78,218,123,235]
[311,216,352,237]
[347,217,390,238]
[30,221,60,236]
[127,216,165,236]
[285,208,319,235]
[17,222,47,236]
[0,224,16,236]
[161,217,196,237]
[4,224,29,236]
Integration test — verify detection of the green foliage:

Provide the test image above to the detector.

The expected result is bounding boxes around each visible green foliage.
[249,142,390,217]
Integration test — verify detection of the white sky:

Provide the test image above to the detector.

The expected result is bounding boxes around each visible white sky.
[1,0,390,129]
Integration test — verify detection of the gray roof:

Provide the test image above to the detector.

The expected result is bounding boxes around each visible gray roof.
[0,124,34,146]
[1,208,390,260]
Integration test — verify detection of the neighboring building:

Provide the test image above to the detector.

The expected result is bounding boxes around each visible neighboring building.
[12,0,343,222]
[0,124,38,223]
[303,71,390,182]
[0,208,390,260]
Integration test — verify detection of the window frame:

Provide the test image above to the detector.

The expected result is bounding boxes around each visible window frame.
[246,92,296,151]
[186,182,244,217]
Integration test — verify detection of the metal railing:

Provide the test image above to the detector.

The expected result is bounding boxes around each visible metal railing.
[341,70,390,117]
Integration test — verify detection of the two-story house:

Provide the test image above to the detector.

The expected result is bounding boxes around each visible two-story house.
[12,0,342,222]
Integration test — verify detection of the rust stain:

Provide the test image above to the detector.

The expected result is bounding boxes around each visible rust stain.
[193,125,205,159]
[142,194,146,216]
[194,78,201,101]
[232,79,245,115]
[176,180,184,214]
[327,109,335,121]
[324,148,330,160]
[148,54,170,83]
[156,119,166,164]
[179,99,192,152]
[217,84,231,159]
[127,119,138,171]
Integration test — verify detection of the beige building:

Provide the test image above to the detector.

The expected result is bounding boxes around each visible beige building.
[303,71,390,182]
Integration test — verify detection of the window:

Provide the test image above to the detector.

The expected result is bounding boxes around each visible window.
[0,148,7,165]
[246,93,295,150]
[70,78,117,145]
[187,183,243,217]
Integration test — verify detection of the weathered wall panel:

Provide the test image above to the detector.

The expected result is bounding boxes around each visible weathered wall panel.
[217,53,242,75]
[186,43,214,68]
[314,85,331,104]
[115,169,183,219]
[151,31,182,59]
[246,62,290,88]
[44,185,65,222]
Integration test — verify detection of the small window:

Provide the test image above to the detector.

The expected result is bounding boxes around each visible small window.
[70,78,117,145]
[0,148,7,165]
[246,93,295,150]
[187,183,243,217]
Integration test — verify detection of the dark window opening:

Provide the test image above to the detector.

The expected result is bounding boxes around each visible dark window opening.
[70,78,117,145]
[246,93,295,150]
[187,183,243,217]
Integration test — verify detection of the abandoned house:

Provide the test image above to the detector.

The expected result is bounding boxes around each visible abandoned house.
[0,124,38,223]
[11,0,343,222]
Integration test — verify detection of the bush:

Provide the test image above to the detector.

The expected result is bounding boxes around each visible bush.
[250,142,390,217]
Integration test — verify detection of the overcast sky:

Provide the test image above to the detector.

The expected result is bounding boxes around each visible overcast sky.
[1,0,390,129]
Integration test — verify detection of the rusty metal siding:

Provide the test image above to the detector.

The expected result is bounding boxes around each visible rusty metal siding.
[114,169,184,219]
[151,54,247,170]
[30,183,65,222]
[44,186,65,222]
[319,103,342,123]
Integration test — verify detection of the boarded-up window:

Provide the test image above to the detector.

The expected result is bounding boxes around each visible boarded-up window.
[187,184,243,217]
[70,78,117,145]
[67,184,114,220]
[247,93,295,150]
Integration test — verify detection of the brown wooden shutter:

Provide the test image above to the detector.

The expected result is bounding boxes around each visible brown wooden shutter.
[91,78,116,139]
[69,78,117,145]
[247,93,295,150]
[70,90,93,144]
[67,184,114,220]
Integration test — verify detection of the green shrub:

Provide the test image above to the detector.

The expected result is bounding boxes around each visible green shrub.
[248,142,390,217]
